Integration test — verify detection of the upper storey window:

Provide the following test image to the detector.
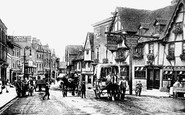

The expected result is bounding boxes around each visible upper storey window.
[168,43,175,56]
[113,20,122,32]
[149,43,154,54]
[172,22,183,35]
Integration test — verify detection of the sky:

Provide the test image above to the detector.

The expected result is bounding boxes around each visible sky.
[0,0,172,61]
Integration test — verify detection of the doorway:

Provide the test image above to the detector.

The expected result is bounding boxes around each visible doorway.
[147,69,160,89]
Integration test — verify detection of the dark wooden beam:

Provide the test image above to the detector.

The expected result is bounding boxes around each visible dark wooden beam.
[105,32,159,39]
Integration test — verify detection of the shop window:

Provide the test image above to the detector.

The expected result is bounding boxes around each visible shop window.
[163,73,168,81]
[135,67,146,79]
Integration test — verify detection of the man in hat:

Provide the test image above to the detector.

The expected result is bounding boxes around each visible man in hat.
[118,76,128,100]
[81,81,86,98]
[43,79,50,100]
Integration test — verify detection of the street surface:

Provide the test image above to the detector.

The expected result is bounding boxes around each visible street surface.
[1,83,185,115]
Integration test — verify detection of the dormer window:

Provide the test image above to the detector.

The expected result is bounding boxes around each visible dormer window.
[154,18,167,34]
[139,23,149,35]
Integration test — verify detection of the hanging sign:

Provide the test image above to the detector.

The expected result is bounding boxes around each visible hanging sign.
[124,36,139,48]
[107,35,118,51]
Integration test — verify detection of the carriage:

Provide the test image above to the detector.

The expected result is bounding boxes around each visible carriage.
[93,64,122,101]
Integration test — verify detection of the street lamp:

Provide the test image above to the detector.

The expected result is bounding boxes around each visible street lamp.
[23,46,32,79]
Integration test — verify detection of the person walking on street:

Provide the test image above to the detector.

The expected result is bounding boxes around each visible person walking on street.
[43,79,50,100]
[5,79,9,93]
[81,81,86,98]
[118,76,128,100]
[135,81,143,96]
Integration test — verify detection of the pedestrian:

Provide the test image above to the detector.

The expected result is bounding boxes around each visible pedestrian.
[0,80,2,94]
[43,79,50,100]
[135,81,143,96]
[81,81,86,98]
[4,79,9,93]
[15,77,23,97]
[172,79,182,98]
[118,76,128,100]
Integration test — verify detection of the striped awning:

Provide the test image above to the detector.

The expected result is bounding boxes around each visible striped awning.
[163,71,168,75]
[169,71,173,75]
[179,71,183,75]
[135,67,145,71]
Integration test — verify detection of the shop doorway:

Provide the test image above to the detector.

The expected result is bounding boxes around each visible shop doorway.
[147,69,160,89]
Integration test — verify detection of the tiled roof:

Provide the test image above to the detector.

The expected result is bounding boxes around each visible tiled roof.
[73,51,84,61]
[154,18,168,25]
[66,45,83,55]
[117,3,177,39]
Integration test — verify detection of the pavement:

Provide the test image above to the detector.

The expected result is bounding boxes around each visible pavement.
[0,82,171,112]
[0,86,17,109]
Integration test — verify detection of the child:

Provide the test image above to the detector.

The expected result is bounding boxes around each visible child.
[135,81,142,96]
[81,81,86,98]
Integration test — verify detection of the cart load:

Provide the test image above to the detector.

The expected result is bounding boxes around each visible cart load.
[93,64,121,100]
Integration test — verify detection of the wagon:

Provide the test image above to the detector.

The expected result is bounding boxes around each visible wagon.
[93,64,121,100]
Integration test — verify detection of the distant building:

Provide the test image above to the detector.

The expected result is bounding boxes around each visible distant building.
[58,61,66,74]
[65,45,83,74]
[82,32,94,88]
[0,19,9,85]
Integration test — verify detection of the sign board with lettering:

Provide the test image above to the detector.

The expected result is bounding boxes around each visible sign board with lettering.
[124,36,139,48]
[107,35,118,51]
[12,36,31,42]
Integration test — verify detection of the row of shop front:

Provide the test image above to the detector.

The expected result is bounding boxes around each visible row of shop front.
[80,63,185,91]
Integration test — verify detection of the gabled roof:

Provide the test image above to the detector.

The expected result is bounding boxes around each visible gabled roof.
[84,32,94,51]
[65,45,83,55]
[117,3,177,39]
[163,0,185,39]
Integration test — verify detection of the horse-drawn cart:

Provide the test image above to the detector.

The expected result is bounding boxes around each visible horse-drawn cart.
[93,64,121,101]
[60,73,80,97]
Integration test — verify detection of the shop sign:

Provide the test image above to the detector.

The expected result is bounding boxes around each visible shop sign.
[12,36,31,42]
[125,36,139,48]
[107,35,118,51]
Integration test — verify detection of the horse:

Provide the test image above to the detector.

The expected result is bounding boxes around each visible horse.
[61,74,78,97]
[106,74,119,101]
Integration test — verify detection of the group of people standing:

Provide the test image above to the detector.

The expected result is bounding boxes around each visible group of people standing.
[14,77,35,97]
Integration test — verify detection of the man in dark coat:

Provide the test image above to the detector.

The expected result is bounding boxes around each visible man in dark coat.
[81,81,86,98]
[43,79,50,100]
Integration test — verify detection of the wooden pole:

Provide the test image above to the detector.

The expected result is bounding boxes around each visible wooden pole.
[129,47,133,95]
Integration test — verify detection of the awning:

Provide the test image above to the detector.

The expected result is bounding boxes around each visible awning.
[135,67,140,71]
[169,71,173,75]
[139,67,145,71]
[179,71,183,75]
[121,67,125,72]
[163,71,168,75]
